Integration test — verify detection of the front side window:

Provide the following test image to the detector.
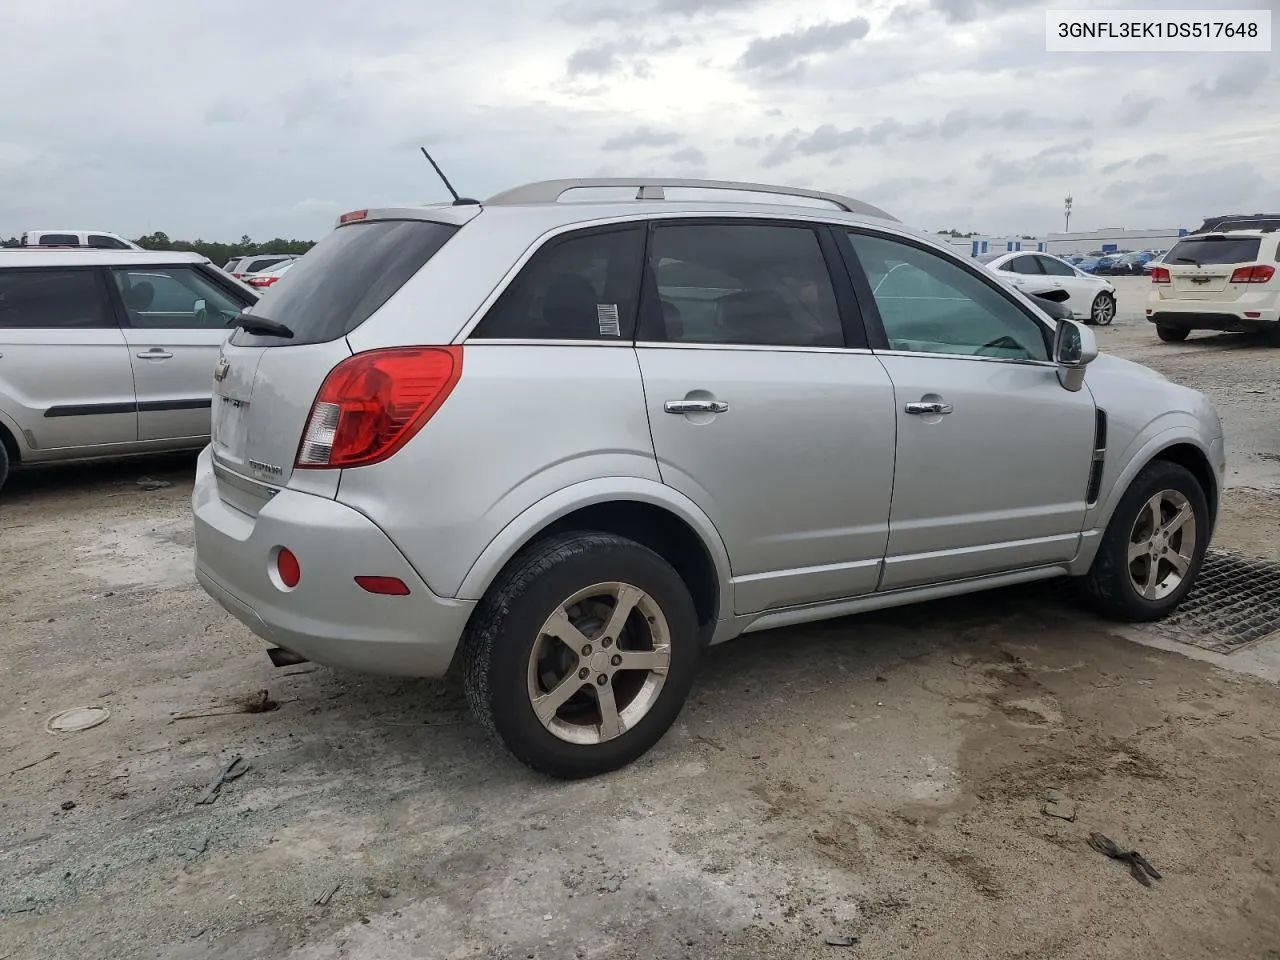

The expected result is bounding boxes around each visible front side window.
[88,234,130,249]
[1037,255,1076,277]
[1004,256,1043,275]
[846,231,1050,362]
[111,266,247,329]
[472,226,645,340]
[0,269,111,328]
[644,223,843,348]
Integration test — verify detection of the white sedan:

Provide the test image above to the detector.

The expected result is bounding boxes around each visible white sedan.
[979,251,1117,326]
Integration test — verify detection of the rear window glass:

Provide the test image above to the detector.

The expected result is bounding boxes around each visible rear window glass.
[1166,236,1262,266]
[38,233,80,246]
[0,269,111,328]
[233,220,458,346]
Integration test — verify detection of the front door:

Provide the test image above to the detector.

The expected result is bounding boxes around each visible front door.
[841,229,1097,591]
[109,265,248,441]
[636,220,897,614]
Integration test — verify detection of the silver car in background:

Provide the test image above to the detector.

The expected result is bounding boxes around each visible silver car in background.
[193,178,1225,779]
[0,249,257,492]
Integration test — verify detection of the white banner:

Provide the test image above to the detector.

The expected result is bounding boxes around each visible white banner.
[1046,9,1271,52]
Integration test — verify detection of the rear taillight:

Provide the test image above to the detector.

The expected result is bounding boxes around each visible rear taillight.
[295,346,462,469]
[1150,267,1170,284]
[1229,264,1275,284]
[247,275,279,288]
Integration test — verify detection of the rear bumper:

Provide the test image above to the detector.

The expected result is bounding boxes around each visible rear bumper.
[192,447,474,677]
[1147,294,1279,331]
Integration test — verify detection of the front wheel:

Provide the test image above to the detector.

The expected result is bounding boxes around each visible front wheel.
[0,441,9,494]
[1089,292,1116,326]
[1076,461,1209,622]
[1156,324,1189,342]
[462,531,701,779]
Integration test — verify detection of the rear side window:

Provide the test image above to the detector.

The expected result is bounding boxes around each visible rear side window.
[243,256,288,274]
[38,233,80,246]
[238,220,457,346]
[1037,256,1075,277]
[472,226,645,340]
[642,223,843,348]
[0,269,111,328]
[1166,236,1262,266]
[1004,256,1042,275]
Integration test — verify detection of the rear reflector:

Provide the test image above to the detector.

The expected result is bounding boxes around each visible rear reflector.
[355,575,410,596]
[295,346,463,469]
[1245,311,1262,318]
[339,209,368,224]
[1229,264,1276,284]
[1150,267,1170,284]
[276,548,301,588]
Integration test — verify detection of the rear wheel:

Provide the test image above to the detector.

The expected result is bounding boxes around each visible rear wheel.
[1089,292,1116,326]
[0,441,9,494]
[462,531,701,779]
[1156,324,1189,342]
[1077,461,1208,622]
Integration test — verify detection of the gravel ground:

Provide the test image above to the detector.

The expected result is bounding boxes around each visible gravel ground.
[2,276,1279,960]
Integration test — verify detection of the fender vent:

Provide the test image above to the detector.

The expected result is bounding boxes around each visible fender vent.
[1085,409,1107,504]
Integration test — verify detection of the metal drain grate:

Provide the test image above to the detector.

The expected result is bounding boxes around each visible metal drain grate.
[1157,550,1280,653]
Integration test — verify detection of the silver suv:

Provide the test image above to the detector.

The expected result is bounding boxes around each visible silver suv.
[0,249,257,492]
[193,178,1226,779]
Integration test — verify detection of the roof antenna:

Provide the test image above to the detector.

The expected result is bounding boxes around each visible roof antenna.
[420,147,479,206]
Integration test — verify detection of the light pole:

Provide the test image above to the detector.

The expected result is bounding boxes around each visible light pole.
[1064,194,1073,233]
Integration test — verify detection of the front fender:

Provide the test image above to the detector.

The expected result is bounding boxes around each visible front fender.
[1072,420,1223,573]
[456,476,733,617]
[0,402,32,459]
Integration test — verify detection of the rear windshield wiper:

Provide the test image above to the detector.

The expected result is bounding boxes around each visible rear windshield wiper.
[1175,257,1199,265]
[235,314,295,338]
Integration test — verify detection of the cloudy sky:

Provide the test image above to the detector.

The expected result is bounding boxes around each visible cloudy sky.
[1,0,1276,241]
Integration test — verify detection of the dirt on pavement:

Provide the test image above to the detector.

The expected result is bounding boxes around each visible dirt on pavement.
[2,277,1279,960]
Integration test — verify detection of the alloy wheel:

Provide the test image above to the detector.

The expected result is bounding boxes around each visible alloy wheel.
[526,581,671,745]
[1127,490,1197,601]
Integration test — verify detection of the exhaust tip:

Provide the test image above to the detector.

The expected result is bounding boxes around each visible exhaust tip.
[266,646,309,668]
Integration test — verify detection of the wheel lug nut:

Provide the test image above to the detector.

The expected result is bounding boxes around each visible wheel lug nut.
[611,655,622,666]
[602,637,612,648]
[596,674,608,686]
[579,667,589,680]
[581,644,592,656]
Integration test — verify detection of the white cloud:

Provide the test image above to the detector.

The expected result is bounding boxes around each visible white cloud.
[0,0,1275,241]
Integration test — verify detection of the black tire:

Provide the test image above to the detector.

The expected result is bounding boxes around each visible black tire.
[462,531,701,779]
[1076,461,1209,622]
[1156,324,1189,342]
[0,440,9,495]
[1089,292,1116,326]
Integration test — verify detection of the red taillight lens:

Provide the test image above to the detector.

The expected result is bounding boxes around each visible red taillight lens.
[295,346,462,469]
[354,575,411,595]
[247,276,279,288]
[1229,264,1275,284]
[1150,267,1170,284]
[276,548,301,588]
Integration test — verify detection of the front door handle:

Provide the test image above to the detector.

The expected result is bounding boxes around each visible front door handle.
[137,349,174,360]
[665,399,729,415]
[905,400,953,415]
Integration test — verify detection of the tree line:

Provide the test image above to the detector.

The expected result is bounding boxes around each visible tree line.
[1,232,316,264]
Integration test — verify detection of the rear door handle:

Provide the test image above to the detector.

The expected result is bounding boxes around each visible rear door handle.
[905,400,953,415]
[664,399,729,415]
[137,348,174,360]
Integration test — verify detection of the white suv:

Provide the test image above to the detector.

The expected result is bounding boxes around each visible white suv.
[1147,228,1280,341]
[193,178,1225,779]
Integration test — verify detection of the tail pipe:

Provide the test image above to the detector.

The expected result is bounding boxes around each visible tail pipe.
[266,646,309,668]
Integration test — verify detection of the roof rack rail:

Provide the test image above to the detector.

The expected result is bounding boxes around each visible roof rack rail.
[484,178,898,221]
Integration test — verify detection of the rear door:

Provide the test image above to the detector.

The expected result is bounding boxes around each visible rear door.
[636,219,897,614]
[108,264,254,441]
[0,266,137,450]
[1036,254,1097,318]
[211,217,459,500]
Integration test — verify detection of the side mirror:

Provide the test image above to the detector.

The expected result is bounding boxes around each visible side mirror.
[1053,318,1097,392]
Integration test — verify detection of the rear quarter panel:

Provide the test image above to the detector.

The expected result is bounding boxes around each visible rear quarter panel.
[333,343,663,598]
